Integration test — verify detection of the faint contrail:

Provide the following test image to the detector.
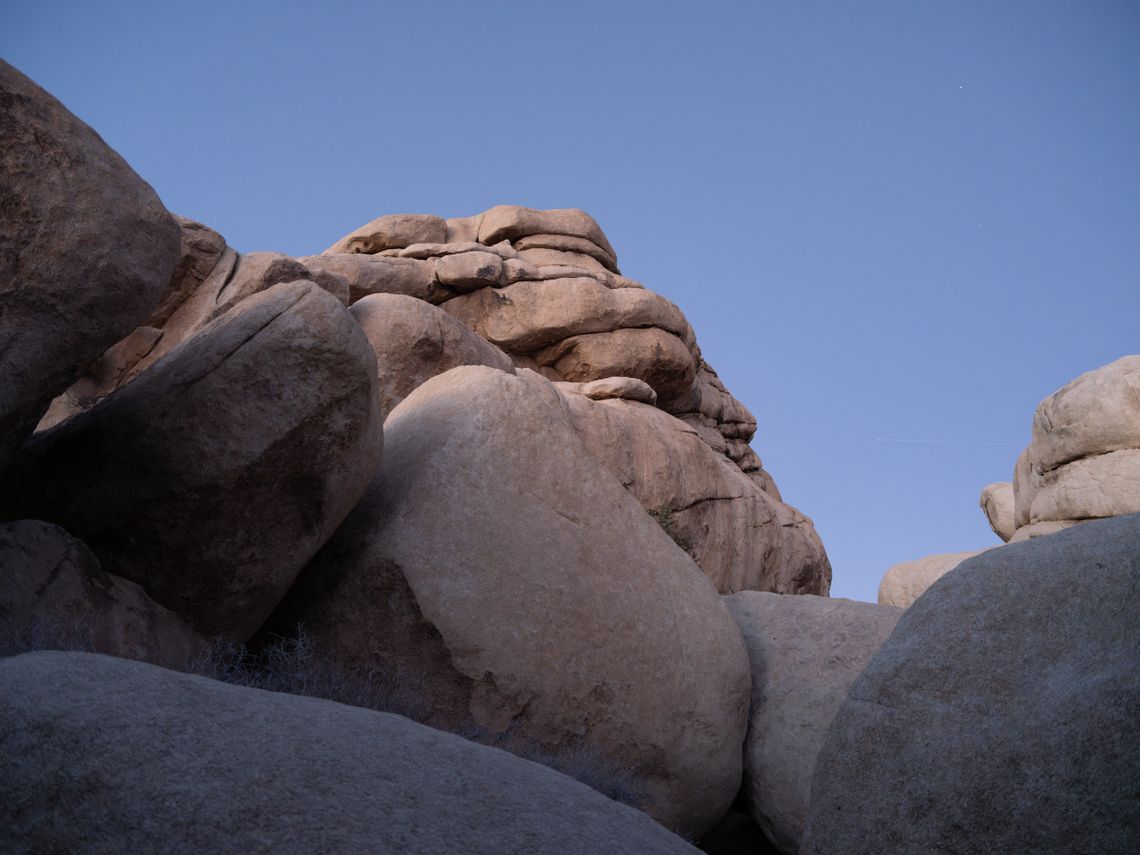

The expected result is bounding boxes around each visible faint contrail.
[875,438,1020,446]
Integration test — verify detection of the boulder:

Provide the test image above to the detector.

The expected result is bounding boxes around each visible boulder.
[476,205,617,266]
[0,651,701,855]
[1007,519,1085,543]
[1028,355,1140,473]
[269,366,751,838]
[803,514,1140,854]
[299,253,444,304]
[395,240,517,261]
[0,282,383,642]
[557,388,831,594]
[518,247,615,277]
[146,215,228,328]
[0,60,181,468]
[1013,447,1035,528]
[557,376,658,405]
[1024,448,1140,523]
[324,213,447,254]
[978,482,1015,541]
[443,277,689,352]
[514,233,620,272]
[724,593,903,855]
[0,520,206,668]
[349,293,515,416]
[435,250,504,292]
[876,550,985,608]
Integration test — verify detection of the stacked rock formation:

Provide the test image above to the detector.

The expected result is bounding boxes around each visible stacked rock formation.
[879,355,1140,607]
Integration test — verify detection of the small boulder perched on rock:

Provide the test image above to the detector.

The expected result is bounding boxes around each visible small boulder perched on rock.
[804,514,1140,854]
[725,592,903,855]
[0,60,181,468]
[324,213,448,254]
[268,366,751,838]
[0,520,206,668]
[0,651,702,855]
[1,282,383,642]
[978,482,1015,542]
[876,550,986,608]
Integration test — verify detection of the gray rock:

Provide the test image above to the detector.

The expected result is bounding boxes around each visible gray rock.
[0,651,701,855]
[725,593,902,855]
[0,60,181,468]
[803,514,1140,854]
[0,520,206,668]
[0,282,383,642]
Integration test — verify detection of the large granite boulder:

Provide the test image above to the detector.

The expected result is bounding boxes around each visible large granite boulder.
[725,593,903,855]
[804,514,1140,854]
[268,366,751,838]
[350,293,515,416]
[876,550,986,608]
[0,651,701,855]
[0,282,383,642]
[978,482,1015,542]
[0,60,181,467]
[558,386,830,594]
[0,520,205,668]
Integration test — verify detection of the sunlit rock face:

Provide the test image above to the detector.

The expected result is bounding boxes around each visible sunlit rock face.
[43,203,832,597]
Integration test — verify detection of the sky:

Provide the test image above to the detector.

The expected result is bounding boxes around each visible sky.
[3,1,1137,602]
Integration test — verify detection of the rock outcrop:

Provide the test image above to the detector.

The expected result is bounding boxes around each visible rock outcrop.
[725,593,903,855]
[0,60,181,467]
[0,520,205,668]
[0,651,701,855]
[2,282,383,641]
[805,514,1140,854]
[267,366,752,838]
[876,550,987,609]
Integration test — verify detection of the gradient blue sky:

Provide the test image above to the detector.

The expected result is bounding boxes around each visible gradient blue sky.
[3,1,1137,601]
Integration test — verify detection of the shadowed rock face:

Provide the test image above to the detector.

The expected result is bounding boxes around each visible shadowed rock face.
[0,59,181,469]
[269,366,752,839]
[0,651,702,855]
[805,514,1140,855]
[1,282,384,642]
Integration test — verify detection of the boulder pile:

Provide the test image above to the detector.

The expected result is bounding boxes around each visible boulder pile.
[879,354,1140,607]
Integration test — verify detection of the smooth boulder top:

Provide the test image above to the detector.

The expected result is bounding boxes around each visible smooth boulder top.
[978,481,1015,542]
[876,550,985,608]
[1028,354,1140,473]
[0,59,181,469]
[725,592,902,855]
[0,282,384,642]
[0,651,701,855]
[804,514,1140,855]
[324,213,448,254]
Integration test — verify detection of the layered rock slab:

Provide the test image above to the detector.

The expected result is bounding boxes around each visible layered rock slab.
[0,59,181,467]
[0,651,701,855]
[804,514,1140,854]
[556,387,831,594]
[725,593,902,855]
[1,282,383,642]
[269,366,751,838]
[0,520,205,668]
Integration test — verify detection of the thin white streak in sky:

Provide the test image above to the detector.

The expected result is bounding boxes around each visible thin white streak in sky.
[875,438,1020,446]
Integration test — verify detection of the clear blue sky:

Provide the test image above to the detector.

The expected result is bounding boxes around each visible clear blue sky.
[4,1,1137,601]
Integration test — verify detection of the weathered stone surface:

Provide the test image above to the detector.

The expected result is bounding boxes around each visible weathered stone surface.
[515,233,620,272]
[1025,448,1140,523]
[325,213,447,254]
[270,366,750,838]
[876,550,985,608]
[299,253,443,304]
[979,482,1015,542]
[435,250,504,292]
[0,521,205,668]
[536,327,697,404]
[477,205,617,266]
[1028,355,1140,473]
[804,514,1140,855]
[1007,519,1085,543]
[396,240,517,260]
[443,277,689,352]
[1013,447,1035,528]
[725,593,903,855]
[0,60,181,468]
[1,282,383,642]
[0,651,702,855]
[557,388,831,595]
[146,215,228,328]
[518,247,614,277]
[445,213,482,243]
[557,376,658,405]
[350,293,515,416]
